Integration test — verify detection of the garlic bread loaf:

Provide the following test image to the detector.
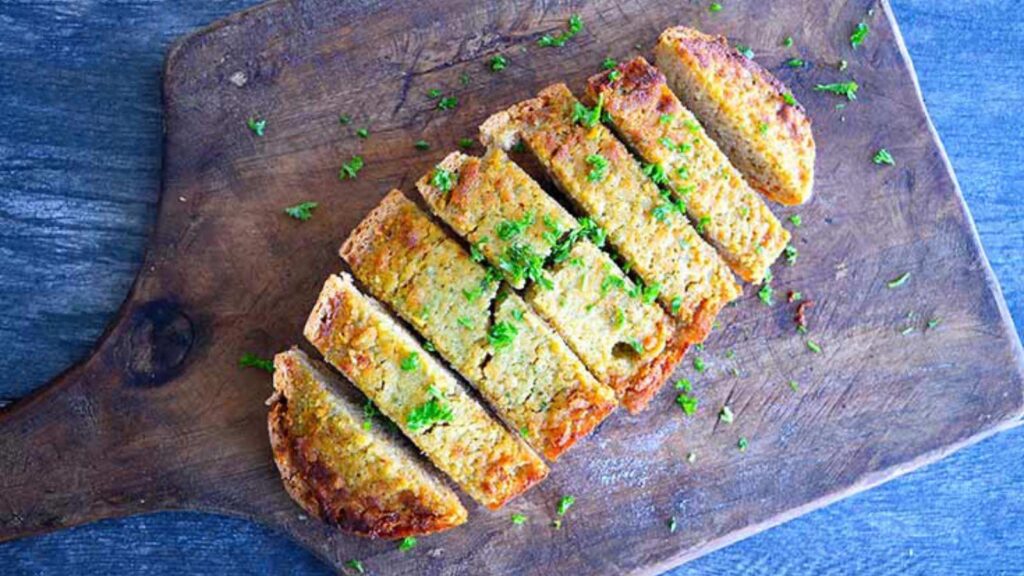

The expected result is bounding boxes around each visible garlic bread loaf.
[586,57,790,283]
[655,26,815,206]
[304,273,548,508]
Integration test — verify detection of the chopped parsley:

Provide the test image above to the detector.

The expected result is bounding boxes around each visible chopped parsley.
[356,127,369,139]
[789,214,803,227]
[719,405,734,424]
[469,239,487,262]
[627,338,644,354]
[400,353,420,371]
[737,437,749,451]
[338,114,351,125]
[511,513,527,525]
[431,167,455,192]
[423,341,436,352]
[496,211,535,241]
[344,559,365,574]
[815,81,859,100]
[339,155,365,180]
[602,57,618,70]
[437,96,458,110]
[406,386,453,431]
[457,316,474,329]
[675,378,692,392]
[284,201,318,221]
[458,137,475,149]
[696,215,711,235]
[642,162,669,186]
[709,2,723,12]
[873,148,895,166]
[488,321,519,350]
[239,353,274,373]
[735,44,754,59]
[608,69,622,82]
[668,516,678,533]
[489,54,508,71]
[586,154,609,182]
[600,274,626,295]
[459,72,470,86]
[676,392,698,416]
[927,318,941,330]
[693,357,707,373]
[361,400,379,430]
[538,14,583,47]
[463,285,484,302]
[641,282,661,304]
[786,58,805,68]
[806,339,822,353]
[246,117,266,136]
[427,88,442,98]
[550,217,605,263]
[671,296,683,316]
[398,537,417,552]
[887,272,911,288]
[758,283,774,306]
[788,380,800,393]
[498,243,551,289]
[414,139,430,150]
[572,93,605,128]
[660,113,674,125]
[784,245,798,265]
[783,92,798,106]
[850,21,869,48]
[556,495,575,516]
[783,36,794,47]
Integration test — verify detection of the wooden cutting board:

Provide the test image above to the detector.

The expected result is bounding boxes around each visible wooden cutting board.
[2,0,1022,573]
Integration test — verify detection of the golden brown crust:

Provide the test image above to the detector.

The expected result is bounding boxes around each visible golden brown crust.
[268,350,467,538]
[585,57,791,283]
[656,26,815,206]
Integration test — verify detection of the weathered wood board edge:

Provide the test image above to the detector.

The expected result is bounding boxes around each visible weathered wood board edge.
[151,0,1024,573]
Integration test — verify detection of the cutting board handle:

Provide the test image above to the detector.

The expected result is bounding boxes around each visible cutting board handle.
[0,297,199,543]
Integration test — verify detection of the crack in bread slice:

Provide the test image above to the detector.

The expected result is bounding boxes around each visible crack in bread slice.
[340,191,616,460]
[655,26,815,206]
[304,273,548,509]
[586,57,791,283]
[418,149,687,412]
[480,83,741,344]
[268,348,467,538]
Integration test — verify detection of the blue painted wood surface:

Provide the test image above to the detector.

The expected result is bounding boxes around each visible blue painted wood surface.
[1,0,1022,573]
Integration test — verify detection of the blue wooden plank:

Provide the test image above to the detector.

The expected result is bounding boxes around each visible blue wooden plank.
[0,0,1021,573]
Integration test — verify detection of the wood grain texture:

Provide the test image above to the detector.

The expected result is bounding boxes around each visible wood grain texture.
[0,1,1019,573]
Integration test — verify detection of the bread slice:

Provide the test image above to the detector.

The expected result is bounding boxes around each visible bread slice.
[340,191,617,459]
[268,348,467,538]
[586,57,791,283]
[418,149,686,411]
[655,26,815,206]
[480,84,741,344]
[304,273,548,509]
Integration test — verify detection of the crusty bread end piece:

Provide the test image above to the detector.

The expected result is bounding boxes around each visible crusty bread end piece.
[268,348,467,538]
[655,26,815,206]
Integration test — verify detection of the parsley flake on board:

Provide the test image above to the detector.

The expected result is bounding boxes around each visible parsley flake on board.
[788,380,800,393]
[786,58,805,68]
[284,201,318,221]
[815,81,859,100]
[406,386,453,431]
[693,357,707,373]
[556,495,575,516]
[783,36,794,47]
[427,88,442,98]
[806,339,822,353]
[887,272,911,288]
[246,117,266,136]
[758,283,774,306]
[338,114,351,125]
[239,353,274,373]
[676,393,698,416]
[738,437,749,451]
[784,245,798,265]
[719,405,734,424]
[344,559,365,574]
[538,14,583,48]
[398,537,417,552]
[339,155,365,180]
[709,2,723,13]
[735,44,754,59]
[511,513,527,525]
[458,137,475,149]
[489,54,508,71]
[873,148,895,166]
[783,92,798,106]
[414,139,430,150]
[668,517,678,533]
[789,214,803,227]
[602,57,618,70]
[437,96,458,110]
[431,167,455,192]
[850,21,869,48]
[356,127,369,139]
